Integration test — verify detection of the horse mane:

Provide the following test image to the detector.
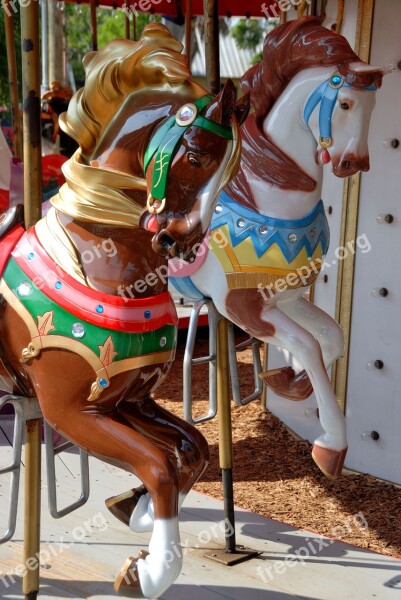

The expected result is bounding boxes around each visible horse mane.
[228,17,383,201]
[60,24,192,157]
[241,16,383,127]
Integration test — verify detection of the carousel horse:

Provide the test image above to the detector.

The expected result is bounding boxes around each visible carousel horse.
[169,17,388,478]
[0,24,249,598]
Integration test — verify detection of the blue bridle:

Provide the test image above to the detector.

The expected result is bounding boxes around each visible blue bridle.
[304,72,377,150]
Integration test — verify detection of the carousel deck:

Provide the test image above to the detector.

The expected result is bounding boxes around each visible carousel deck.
[1,415,400,600]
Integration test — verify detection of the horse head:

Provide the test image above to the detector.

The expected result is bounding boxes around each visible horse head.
[304,61,388,178]
[146,81,250,260]
[240,17,390,189]
[55,25,249,262]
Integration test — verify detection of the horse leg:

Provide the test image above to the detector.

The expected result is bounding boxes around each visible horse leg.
[261,289,344,400]
[224,289,347,477]
[24,361,184,598]
[106,397,210,532]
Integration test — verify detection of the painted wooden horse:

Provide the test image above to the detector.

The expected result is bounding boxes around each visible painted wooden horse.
[169,17,387,478]
[0,24,249,598]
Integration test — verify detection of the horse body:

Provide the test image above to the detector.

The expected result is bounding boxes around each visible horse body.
[0,24,249,598]
[170,18,387,478]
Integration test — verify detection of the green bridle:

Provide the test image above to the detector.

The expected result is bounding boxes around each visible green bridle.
[143,94,234,215]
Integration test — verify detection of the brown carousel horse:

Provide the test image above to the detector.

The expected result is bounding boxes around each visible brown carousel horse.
[0,24,249,598]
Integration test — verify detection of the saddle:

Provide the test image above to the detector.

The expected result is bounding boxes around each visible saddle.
[0,205,25,241]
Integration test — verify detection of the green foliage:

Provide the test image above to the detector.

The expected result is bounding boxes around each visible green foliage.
[231,18,265,52]
[251,51,263,65]
[0,12,22,107]
[65,6,160,85]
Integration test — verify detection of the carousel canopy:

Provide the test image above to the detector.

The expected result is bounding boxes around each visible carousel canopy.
[66,0,279,19]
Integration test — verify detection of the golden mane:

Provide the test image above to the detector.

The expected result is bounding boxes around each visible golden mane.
[60,24,194,157]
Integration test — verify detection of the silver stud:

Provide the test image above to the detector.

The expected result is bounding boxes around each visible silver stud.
[310,227,316,237]
[288,233,298,243]
[237,218,246,228]
[160,337,167,347]
[259,225,268,235]
[17,282,32,297]
[72,322,85,338]
[215,204,223,213]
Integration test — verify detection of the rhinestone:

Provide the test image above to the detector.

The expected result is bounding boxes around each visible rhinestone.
[331,75,342,86]
[310,227,316,237]
[28,252,35,260]
[259,225,268,235]
[99,378,108,388]
[17,282,32,297]
[55,281,62,289]
[96,305,104,314]
[215,204,223,214]
[178,105,195,121]
[288,233,298,243]
[144,310,152,319]
[160,336,167,347]
[72,322,85,338]
[237,218,246,228]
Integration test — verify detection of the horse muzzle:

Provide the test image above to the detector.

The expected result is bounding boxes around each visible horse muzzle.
[332,154,370,177]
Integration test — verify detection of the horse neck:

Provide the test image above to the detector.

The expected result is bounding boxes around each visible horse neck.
[41,209,168,299]
[246,66,337,220]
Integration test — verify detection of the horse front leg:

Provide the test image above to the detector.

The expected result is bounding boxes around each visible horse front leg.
[262,289,345,400]
[224,289,347,477]
[106,397,210,533]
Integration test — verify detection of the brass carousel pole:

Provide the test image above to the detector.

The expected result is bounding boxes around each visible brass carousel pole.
[185,0,192,68]
[3,0,22,159]
[203,0,219,94]
[20,1,42,599]
[90,0,98,51]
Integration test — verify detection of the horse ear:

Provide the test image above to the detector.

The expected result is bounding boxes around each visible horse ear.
[234,92,250,126]
[202,79,238,125]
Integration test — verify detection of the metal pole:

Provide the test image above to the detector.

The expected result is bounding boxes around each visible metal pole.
[132,14,137,41]
[216,318,236,552]
[20,2,42,597]
[3,0,22,159]
[125,12,130,40]
[41,0,49,93]
[48,0,65,85]
[90,0,98,51]
[203,0,220,94]
[185,0,192,68]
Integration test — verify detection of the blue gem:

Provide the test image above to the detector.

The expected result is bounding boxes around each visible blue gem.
[55,281,62,289]
[99,378,107,388]
[96,305,104,314]
[28,252,34,260]
[144,310,151,319]
[331,75,342,85]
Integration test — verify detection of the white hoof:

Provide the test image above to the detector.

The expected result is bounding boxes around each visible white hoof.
[129,493,154,533]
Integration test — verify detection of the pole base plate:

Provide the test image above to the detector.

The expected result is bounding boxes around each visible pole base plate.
[25,593,38,600]
[204,545,261,566]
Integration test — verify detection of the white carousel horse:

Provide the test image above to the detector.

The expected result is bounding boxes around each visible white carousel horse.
[169,18,388,478]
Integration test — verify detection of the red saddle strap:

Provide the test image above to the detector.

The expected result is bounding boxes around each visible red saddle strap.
[0,225,25,277]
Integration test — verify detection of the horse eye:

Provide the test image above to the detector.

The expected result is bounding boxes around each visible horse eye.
[340,102,350,110]
[187,153,201,167]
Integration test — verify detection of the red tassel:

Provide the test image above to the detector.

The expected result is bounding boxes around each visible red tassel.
[321,148,331,164]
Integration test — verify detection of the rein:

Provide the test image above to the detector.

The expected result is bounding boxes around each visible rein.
[304,72,376,160]
[143,94,234,214]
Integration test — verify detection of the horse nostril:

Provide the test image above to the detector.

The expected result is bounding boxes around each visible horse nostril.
[158,232,176,250]
[344,160,351,170]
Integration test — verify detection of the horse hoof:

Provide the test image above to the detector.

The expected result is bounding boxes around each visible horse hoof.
[312,445,347,478]
[106,485,148,527]
[259,367,313,400]
[114,552,149,598]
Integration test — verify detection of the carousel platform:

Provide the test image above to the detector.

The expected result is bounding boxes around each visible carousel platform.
[1,415,400,600]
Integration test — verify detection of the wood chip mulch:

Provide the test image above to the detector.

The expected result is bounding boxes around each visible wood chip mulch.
[154,329,401,559]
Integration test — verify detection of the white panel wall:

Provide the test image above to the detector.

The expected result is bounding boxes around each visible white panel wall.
[345,0,401,483]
